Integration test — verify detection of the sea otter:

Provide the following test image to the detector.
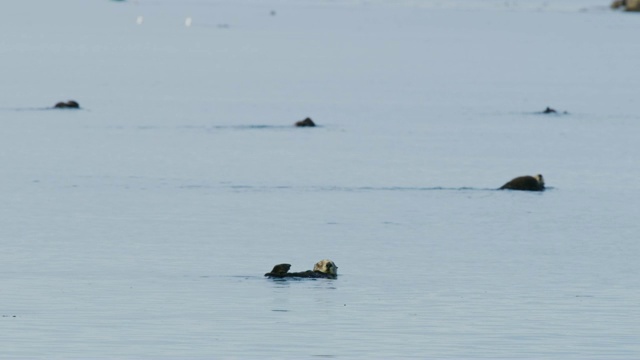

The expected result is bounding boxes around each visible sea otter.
[54,100,80,109]
[499,174,545,191]
[295,117,316,127]
[265,259,337,279]
[540,107,568,115]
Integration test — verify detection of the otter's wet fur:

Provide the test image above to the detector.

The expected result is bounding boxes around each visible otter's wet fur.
[265,259,337,279]
[499,174,545,191]
[54,100,80,109]
[295,117,316,127]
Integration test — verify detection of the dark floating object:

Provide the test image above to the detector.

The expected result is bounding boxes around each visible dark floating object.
[268,264,291,274]
[54,100,80,109]
[265,259,338,279]
[295,117,316,127]
[540,106,568,115]
[499,174,545,192]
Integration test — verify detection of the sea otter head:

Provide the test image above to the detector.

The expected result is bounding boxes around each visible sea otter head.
[534,174,545,187]
[313,259,338,275]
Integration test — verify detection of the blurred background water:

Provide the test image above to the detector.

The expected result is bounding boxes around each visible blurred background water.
[1,0,639,358]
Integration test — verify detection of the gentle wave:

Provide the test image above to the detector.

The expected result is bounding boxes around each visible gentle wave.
[184,124,324,131]
[185,184,527,192]
[0,107,56,111]
[31,176,553,193]
[0,107,87,112]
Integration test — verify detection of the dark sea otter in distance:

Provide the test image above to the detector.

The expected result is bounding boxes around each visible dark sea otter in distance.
[53,100,80,109]
[295,117,316,127]
[265,259,337,279]
[499,174,545,191]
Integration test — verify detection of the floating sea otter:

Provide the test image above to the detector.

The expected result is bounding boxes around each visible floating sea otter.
[295,117,316,127]
[499,174,545,191]
[540,107,568,115]
[54,100,80,109]
[265,259,337,279]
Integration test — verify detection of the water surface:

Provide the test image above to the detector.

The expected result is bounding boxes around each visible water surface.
[1,0,639,358]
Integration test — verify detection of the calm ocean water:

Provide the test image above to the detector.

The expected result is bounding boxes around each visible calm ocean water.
[2,0,639,358]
